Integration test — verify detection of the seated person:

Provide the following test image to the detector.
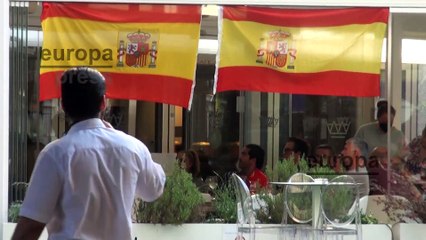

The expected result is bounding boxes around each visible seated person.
[238,144,269,194]
[313,143,338,170]
[368,147,422,201]
[181,149,208,192]
[340,138,370,197]
[282,137,309,164]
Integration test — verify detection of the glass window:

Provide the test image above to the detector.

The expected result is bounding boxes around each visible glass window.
[8,3,426,222]
[390,13,426,202]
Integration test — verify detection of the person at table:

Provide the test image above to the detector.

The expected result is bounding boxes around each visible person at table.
[282,137,309,164]
[238,144,269,194]
[354,100,406,158]
[340,137,370,197]
[180,149,209,193]
[313,143,339,171]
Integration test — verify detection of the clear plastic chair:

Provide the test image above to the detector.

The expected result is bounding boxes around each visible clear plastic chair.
[230,173,296,240]
[319,175,361,240]
[285,173,315,224]
[284,173,321,240]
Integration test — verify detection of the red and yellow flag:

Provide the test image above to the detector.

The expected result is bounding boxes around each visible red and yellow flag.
[40,3,201,108]
[215,6,389,96]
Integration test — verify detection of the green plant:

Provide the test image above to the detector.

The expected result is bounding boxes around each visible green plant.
[322,185,354,222]
[8,201,22,223]
[134,165,203,225]
[255,192,284,224]
[360,212,379,224]
[8,182,28,223]
[307,166,337,180]
[210,186,285,224]
[267,156,310,182]
[210,183,237,223]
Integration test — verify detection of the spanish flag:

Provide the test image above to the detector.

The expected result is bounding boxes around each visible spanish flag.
[40,3,201,108]
[215,6,389,97]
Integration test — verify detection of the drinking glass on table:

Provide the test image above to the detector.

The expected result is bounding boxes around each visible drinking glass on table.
[205,176,219,191]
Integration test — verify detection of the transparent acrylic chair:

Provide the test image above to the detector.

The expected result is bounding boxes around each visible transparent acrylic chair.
[319,175,361,240]
[285,173,322,240]
[230,173,295,240]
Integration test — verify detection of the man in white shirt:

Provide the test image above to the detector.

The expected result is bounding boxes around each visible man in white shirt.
[12,67,166,240]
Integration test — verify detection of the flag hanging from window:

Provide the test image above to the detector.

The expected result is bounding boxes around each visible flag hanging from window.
[214,6,389,97]
[40,3,201,108]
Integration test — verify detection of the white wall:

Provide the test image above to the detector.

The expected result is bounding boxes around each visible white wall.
[151,153,177,175]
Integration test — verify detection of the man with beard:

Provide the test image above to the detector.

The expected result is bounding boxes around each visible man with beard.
[354,101,406,158]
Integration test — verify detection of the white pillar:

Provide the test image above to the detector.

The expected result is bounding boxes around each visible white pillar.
[0,0,9,231]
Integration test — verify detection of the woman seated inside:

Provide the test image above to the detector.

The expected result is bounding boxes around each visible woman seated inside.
[180,149,209,192]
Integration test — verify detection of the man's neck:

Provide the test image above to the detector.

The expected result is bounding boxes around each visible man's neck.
[70,115,100,125]
[67,117,100,132]
[70,118,89,127]
[243,165,256,177]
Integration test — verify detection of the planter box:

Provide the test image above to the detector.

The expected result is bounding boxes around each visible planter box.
[391,223,426,240]
[132,223,224,240]
[2,223,393,240]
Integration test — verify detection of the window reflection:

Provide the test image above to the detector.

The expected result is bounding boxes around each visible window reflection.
[9,3,426,218]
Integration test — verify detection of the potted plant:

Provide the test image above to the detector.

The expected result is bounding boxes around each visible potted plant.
[134,164,204,224]
[208,183,237,223]
[8,201,22,223]
[375,193,426,223]
[266,156,309,183]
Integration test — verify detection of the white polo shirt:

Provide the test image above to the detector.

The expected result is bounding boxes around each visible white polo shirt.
[20,118,166,240]
[354,122,405,157]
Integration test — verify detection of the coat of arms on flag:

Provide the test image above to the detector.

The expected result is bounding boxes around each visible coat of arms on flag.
[117,30,159,68]
[40,3,202,108]
[256,30,297,69]
[215,6,389,97]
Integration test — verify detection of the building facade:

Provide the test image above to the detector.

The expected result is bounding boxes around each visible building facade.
[2,0,426,230]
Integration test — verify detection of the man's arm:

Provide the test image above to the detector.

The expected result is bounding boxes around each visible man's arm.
[11,216,45,240]
[135,146,166,202]
[13,150,62,240]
